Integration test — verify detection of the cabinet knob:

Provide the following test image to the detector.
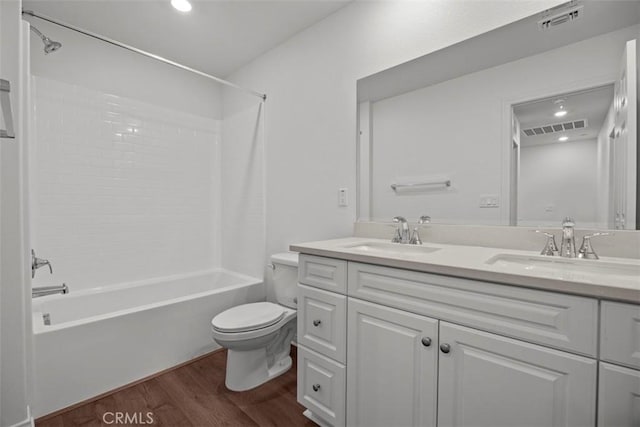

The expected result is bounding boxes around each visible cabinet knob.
[440,343,451,354]
[313,319,322,327]
[312,384,321,392]
[421,337,432,347]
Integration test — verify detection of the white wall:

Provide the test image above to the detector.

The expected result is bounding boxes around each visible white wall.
[27,17,222,119]
[519,139,598,227]
[31,77,222,292]
[222,0,566,283]
[1,2,32,426]
[368,25,637,225]
[221,95,265,279]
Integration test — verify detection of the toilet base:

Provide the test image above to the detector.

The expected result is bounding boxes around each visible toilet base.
[225,348,292,392]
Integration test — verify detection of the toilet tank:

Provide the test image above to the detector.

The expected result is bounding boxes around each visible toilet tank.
[270,252,299,309]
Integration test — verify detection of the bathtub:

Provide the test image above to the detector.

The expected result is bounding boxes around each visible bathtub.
[31,269,265,418]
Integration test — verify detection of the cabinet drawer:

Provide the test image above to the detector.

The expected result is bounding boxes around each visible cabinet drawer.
[299,255,347,294]
[349,262,598,356]
[297,346,346,427]
[601,301,640,369]
[298,284,347,363]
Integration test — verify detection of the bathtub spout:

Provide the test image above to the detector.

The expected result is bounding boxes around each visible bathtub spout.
[32,283,68,298]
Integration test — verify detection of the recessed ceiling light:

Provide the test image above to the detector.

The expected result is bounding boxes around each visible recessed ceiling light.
[553,98,567,117]
[171,0,192,12]
[558,136,569,142]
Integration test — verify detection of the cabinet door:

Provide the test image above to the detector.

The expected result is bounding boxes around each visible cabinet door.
[438,322,596,427]
[598,362,640,427]
[347,298,438,427]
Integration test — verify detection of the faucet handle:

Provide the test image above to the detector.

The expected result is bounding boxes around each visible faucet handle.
[392,216,407,223]
[578,232,611,260]
[534,230,558,256]
[31,249,53,278]
[418,215,431,224]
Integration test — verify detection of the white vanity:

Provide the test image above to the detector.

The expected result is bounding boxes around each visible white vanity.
[290,237,640,427]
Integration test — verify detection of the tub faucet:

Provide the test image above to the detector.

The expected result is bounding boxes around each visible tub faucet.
[32,283,68,298]
[391,216,410,243]
[560,217,577,258]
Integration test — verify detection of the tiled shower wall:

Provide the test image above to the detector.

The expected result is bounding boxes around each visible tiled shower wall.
[31,77,221,292]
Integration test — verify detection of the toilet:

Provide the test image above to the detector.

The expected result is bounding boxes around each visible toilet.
[211,252,298,391]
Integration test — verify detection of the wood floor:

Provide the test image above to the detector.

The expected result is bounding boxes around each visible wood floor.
[36,347,316,427]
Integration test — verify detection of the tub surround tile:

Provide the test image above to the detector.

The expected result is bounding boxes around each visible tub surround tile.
[31,77,222,293]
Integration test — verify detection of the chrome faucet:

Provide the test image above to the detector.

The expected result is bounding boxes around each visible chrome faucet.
[559,217,577,258]
[31,249,53,278]
[32,283,68,298]
[410,215,431,245]
[391,216,410,243]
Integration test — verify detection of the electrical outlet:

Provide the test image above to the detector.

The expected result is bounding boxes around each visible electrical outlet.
[338,188,348,207]
[479,195,500,208]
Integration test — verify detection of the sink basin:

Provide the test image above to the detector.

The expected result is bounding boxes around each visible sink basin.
[486,254,640,279]
[342,241,441,256]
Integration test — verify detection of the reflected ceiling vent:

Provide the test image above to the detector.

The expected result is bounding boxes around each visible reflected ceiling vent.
[538,3,583,31]
[522,119,588,137]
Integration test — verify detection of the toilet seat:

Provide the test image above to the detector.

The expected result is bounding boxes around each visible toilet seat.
[212,302,285,333]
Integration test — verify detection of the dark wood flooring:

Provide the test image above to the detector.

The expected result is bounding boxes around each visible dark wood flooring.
[36,347,316,427]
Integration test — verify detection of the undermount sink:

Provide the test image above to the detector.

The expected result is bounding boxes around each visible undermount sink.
[485,254,640,279]
[342,241,441,256]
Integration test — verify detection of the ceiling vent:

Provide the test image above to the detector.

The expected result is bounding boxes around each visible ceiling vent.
[538,4,583,31]
[522,119,588,137]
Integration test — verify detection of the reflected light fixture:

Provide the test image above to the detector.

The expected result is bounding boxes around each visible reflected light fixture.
[554,99,567,117]
[558,136,569,142]
[171,0,192,12]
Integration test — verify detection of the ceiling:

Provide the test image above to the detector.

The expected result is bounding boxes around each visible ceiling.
[514,84,614,147]
[22,0,352,77]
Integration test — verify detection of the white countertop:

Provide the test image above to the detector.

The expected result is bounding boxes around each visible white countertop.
[290,237,640,303]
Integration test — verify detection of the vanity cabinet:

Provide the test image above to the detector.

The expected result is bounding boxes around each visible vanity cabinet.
[346,298,438,427]
[297,256,348,427]
[297,254,635,427]
[597,301,640,427]
[438,322,596,427]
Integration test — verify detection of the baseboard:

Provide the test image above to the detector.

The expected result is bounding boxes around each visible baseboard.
[7,406,34,427]
[35,348,224,422]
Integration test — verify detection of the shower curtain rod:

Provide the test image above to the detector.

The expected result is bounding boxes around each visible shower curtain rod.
[22,9,267,101]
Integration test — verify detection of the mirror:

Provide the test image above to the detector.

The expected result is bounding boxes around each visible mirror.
[357,0,639,230]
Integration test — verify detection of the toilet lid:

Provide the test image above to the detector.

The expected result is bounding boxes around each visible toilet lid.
[212,302,285,333]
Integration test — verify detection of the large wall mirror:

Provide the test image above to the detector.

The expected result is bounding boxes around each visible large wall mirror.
[357,0,639,230]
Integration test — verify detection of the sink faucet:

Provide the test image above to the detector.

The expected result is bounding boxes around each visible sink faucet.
[391,216,410,244]
[560,217,576,258]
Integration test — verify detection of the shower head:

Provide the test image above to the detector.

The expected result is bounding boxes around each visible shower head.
[29,25,62,54]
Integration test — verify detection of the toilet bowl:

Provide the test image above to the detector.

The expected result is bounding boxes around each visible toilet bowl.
[211,252,298,391]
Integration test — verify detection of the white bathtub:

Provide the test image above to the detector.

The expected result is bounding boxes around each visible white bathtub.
[31,269,265,417]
